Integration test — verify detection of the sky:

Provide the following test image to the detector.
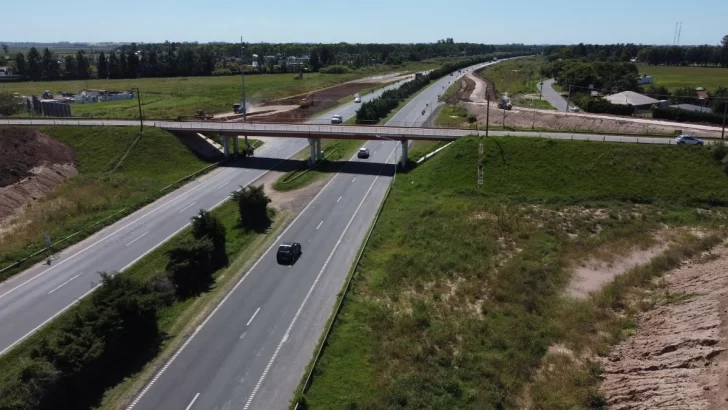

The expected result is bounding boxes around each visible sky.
[2,0,726,46]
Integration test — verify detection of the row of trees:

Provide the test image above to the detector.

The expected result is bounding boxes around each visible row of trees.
[540,60,640,93]
[8,42,539,82]
[0,186,273,410]
[543,36,728,67]
[356,52,528,122]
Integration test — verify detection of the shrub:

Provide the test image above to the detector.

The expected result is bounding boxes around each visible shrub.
[319,65,350,74]
[580,97,634,116]
[190,210,227,268]
[652,107,724,126]
[230,185,272,232]
[166,236,215,297]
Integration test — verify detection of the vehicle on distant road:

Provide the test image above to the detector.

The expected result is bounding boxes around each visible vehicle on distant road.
[354,96,361,103]
[568,106,580,112]
[331,115,343,124]
[357,148,370,159]
[676,135,704,145]
[276,242,302,265]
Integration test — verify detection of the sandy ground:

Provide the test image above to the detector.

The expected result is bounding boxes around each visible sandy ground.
[569,242,669,299]
[462,72,724,138]
[601,242,728,410]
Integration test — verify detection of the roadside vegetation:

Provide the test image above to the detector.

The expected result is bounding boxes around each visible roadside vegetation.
[637,64,728,91]
[478,56,544,97]
[0,185,279,410]
[0,126,220,281]
[300,136,728,409]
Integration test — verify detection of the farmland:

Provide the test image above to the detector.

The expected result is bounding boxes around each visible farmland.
[637,64,728,91]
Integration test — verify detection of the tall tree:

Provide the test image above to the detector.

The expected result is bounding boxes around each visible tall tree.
[108,53,121,79]
[97,52,108,79]
[76,50,90,79]
[27,47,41,80]
[722,35,728,67]
[64,55,77,79]
[14,52,26,76]
[310,50,321,71]
[1,44,8,56]
[41,48,60,81]
[230,185,271,232]
[127,47,139,78]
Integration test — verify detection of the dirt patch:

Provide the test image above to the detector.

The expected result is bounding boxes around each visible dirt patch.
[255,168,330,214]
[252,81,384,123]
[444,77,474,105]
[472,70,498,101]
[601,242,728,410]
[569,242,670,299]
[0,128,77,222]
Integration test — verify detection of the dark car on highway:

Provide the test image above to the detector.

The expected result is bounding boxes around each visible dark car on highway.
[277,241,302,265]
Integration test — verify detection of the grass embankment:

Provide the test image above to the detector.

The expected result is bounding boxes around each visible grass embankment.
[0,126,219,281]
[637,64,728,91]
[478,56,556,109]
[0,61,442,119]
[0,193,285,409]
[301,137,728,409]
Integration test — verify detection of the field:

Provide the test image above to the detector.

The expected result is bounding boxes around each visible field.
[638,64,728,91]
[478,56,544,98]
[0,61,443,119]
[301,136,728,409]
[0,126,215,280]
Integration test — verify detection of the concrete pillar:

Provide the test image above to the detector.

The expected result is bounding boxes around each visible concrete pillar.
[222,135,230,157]
[400,139,408,168]
[316,139,322,161]
[233,136,239,155]
[308,138,316,166]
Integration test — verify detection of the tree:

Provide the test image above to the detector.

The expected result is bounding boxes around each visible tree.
[0,91,22,116]
[14,52,26,76]
[63,55,77,79]
[190,210,227,268]
[27,47,42,80]
[722,35,728,67]
[230,185,272,232]
[1,44,8,55]
[76,50,89,79]
[310,50,321,71]
[108,53,121,79]
[41,48,60,81]
[166,236,215,297]
[97,52,108,79]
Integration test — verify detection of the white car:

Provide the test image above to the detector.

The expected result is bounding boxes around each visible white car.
[676,135,704,145]
[354,96,361,103]
[331,115,343,124]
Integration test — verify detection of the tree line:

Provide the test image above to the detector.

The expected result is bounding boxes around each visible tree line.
[0,185,273,410]
[543,36,728,67]
[8,42,539,82]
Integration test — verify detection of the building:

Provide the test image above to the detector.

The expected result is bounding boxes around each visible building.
[604,91,661,108]
[669,103,712,113]
[0,66,12,76]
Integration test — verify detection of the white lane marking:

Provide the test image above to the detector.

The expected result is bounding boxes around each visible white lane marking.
[373,151,377,155]
[316,221,323,230]
[337,196,342,203]
[120,223,189,272]
[47,272,84,295]
[178,202,198,214]
[243,147,396,410]
[0,284,100,356]
[240,331,247,340]
[246,307,261,326]
[352,178,356,182]
[126,162,343,410]
[185,393,200,410]
[216,181,229,190]
[124,231,149,247]
[0,167,238,302]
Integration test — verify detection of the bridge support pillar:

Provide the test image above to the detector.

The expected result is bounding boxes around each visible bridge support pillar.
[221,135,230,157]
[316,139,322,161]
[308,138,316,166]
[233,136,239,155]
[400,139,408,168]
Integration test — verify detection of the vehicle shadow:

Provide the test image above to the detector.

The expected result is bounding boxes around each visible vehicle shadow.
[221,155,397,178]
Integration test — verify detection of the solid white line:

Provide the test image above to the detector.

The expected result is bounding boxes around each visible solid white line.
[352,178,356,182]
[337,196,342,203]
[124,231,149,247]
[246,307,261,326]
[0,284,100,356]
[127,165,344,410]
[47,272,84,295]
[216,182,229,190]
[243,148,394,410]
[316,221,323,230]
[178,202,197,213]
[240,331,247,340]
[185,393,200,410]
[120,223,189,272]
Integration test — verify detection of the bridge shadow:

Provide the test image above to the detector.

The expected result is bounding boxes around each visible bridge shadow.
[220,155,396,178]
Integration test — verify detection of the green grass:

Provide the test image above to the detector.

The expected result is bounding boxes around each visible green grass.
[301,136,728,408]
[435,104,472,128]
[0,126,215,281]
[0,61,443,120]
[273,139,364,192]
[479,56,545,96]
[637,64,728,91]
[408,141,449,162]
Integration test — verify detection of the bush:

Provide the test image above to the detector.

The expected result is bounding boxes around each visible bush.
[212,68,233,76]
[652,107,724,126]
[467,114,477,123]
[712,141,728,162]
[319,65,350,74]
[166,236,215,297]
[231,185,272,232]
[0,91,22,116]
[190,210,227,268]
[579,97,634,116]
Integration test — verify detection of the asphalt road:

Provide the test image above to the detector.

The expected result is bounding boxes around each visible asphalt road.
[0,78,412,357]
[540,78,570,111]
[126,62,494,410]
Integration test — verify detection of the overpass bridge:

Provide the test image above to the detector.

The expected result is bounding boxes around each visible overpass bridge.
[0,118,683,166]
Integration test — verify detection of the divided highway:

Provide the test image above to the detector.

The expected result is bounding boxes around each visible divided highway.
[126,62,493,410]
[0,76,413,357]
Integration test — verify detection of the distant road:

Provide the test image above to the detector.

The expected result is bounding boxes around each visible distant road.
[540,78,570,111]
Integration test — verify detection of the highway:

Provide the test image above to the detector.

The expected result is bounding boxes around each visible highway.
[125,62,491,410]
[0,76,414,357]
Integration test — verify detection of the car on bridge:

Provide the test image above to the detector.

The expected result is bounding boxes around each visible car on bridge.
[676,135,704,146]
[357,148,370,159]
[277,242,302,265]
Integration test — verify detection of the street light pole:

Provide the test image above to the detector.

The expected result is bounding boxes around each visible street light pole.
[132,86,143,133]
[240,36,247,121]
[722,101,727,140]
[485,85,490,138]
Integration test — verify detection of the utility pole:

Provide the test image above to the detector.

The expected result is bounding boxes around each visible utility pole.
[566,84,572,115]
[539,77,543,100]
[240,36,247,121]
[132,86,143,133]
[485,85,490,138]
[722,101,727,140]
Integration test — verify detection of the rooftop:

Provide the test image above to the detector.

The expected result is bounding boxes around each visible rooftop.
[604,91,661,107]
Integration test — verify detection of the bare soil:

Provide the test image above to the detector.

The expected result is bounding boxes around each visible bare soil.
[0,128,77,221]
[252,81,384,123]
[444,76,474,104]
[601,242,728,410]
[256,167,329,214]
